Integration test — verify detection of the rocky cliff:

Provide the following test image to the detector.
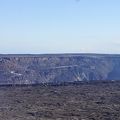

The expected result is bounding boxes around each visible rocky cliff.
[0,54,120,85]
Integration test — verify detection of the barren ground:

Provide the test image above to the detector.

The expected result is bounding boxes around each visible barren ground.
[0,81,120,120]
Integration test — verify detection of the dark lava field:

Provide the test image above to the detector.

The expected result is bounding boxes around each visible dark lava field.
[0,81,120,120]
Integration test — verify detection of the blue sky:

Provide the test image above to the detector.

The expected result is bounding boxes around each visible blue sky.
[0,0,120,54]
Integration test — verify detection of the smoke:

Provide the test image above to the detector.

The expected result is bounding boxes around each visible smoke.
[75,0,80,2]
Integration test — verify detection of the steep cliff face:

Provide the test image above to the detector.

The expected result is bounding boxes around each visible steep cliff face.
[0,54,120,85]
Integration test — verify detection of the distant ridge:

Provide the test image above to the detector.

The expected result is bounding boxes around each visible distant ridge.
[0,54,120,85]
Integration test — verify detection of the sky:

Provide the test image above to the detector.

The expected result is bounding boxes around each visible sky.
[0,0,120,54]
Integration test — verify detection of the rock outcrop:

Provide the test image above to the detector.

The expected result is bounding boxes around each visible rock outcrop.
[0,54,120,85]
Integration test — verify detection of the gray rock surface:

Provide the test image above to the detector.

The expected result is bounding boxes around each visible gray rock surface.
[0,54,120,85]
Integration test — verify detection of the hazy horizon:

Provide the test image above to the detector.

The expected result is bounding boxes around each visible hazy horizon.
[0,0,120,54]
